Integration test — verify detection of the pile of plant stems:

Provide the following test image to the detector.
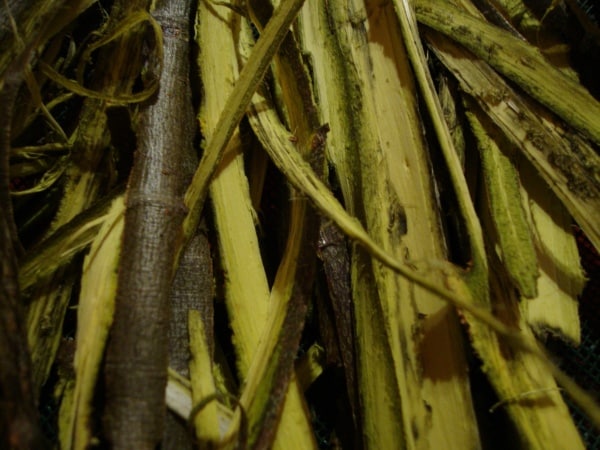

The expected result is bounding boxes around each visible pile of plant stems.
[1,0,599,448]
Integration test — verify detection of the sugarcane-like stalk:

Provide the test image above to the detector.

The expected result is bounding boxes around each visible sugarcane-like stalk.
[102,1,193,447]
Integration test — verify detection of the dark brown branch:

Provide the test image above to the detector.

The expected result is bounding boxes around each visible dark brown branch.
[102,0,196,448]
[0,70,45,450]
[22,0,155,393]
[316,219,359,439]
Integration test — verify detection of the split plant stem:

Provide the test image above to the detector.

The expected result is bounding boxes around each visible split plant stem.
[182,0,307,242]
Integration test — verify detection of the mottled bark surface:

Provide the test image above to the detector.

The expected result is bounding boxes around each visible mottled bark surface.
[163,232,213,450]
[168,232,214,376]
[102,0,196,447]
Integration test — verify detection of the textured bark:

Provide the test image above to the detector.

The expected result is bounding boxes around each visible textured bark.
[168,232,214,376]
[163,232,214,450]
[316,221,359,436]
[103,0,196,448]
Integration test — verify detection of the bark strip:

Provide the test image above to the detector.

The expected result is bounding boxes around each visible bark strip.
[102,1,195,448]
[316,221,359,434]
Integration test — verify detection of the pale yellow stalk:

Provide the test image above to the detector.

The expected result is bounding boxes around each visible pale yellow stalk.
[188,310,224,446]
[59,195,124,450]
[196,3,316,448]
[300,1,480,447]
[518,157,585,343]
[421,24,600,253]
